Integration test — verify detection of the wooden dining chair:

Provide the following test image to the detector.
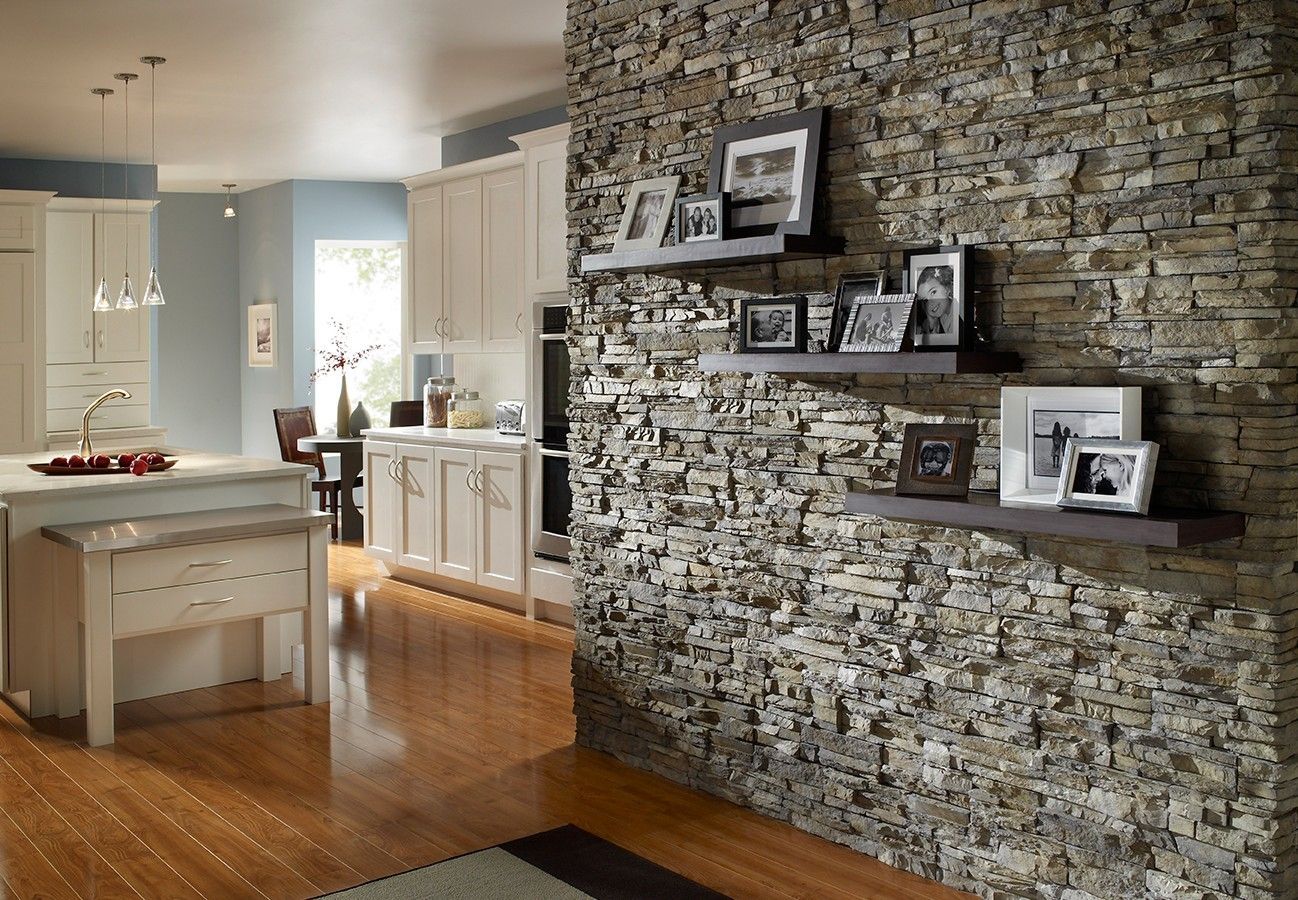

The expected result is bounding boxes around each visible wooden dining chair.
[273,406,341,540]
[389,400,424,427]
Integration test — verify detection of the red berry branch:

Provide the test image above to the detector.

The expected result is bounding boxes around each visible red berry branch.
[310,319,381,384]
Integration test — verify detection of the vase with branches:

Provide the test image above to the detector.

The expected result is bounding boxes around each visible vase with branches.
[312,319,381,437]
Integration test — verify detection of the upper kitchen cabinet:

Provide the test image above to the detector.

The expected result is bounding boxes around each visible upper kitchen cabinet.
[511,124,570,297]
[0,191,54,454]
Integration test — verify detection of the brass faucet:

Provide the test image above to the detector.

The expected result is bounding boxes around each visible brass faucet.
[79,389,132,457]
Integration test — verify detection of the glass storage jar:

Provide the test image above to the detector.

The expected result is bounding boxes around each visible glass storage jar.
[423,376,455,428]
[447,390,485,429]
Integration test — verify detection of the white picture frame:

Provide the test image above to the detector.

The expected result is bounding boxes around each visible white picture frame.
[1000,386,1141,507]
[613,176,681,252]
[248,303,277,368]
[1056,438,1159,515]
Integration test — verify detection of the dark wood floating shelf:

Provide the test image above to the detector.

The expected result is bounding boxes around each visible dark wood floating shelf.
[580,233,846,275]
[699,350,1022,375]
[844,489,1245,549]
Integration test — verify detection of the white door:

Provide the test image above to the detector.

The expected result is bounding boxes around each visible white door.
[45,211,95,365]
[407,186,444,353]
[0,253,37,453]
[94,212,151,362]
[440,176,483,353]
[526,138,569,296]
[481,167,524,354]
[396,443,436,572]
[475,451,524,594]
[433,446,477,584]
[363,441,398,562]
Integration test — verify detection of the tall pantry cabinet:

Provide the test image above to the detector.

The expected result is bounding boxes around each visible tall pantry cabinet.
[0,191,55,454]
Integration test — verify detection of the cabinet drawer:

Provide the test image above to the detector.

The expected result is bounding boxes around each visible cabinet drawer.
[47,382,149,411]
[47,403,149,432]
[47,362,150,387]
[112,532,308,593]
[112,569,308,638]
[0,205,36,251]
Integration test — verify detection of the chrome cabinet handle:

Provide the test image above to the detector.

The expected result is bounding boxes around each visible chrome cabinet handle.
[83,370,109,376]
[473,468,484,494]
[187,559,233,568]
[189,596,234,607]
[514,311,523,334]
[387,458,396,480]
[465,466,477,493]
[83,330,90,348]
[97,331,104,348]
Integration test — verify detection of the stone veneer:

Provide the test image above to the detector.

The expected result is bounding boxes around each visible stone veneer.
[564,2,1298,897]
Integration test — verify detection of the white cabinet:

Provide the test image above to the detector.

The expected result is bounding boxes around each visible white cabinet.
[396,443,435,571]
[441,177,484,353]
[407,186,443,349]
[45,212,95,364]
[363,441,398,562]
[96,213,152,363]
[481,169,525,353]
[433,446,478,583]
[475,451,525,594]
[0,203,38,251]
[512,124,570,297]
[0,253,38,453]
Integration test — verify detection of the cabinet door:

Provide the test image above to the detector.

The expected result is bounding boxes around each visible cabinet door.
[408,186,444,353]
[481,167,524,354]
[0,253,37,453]
[396,443,436,572]
[475,451,524,594]
[45,212,95,364]
[0,205,36,251]
[441,176,483,353]
[95,212,151,362]
[363,441,398,562]
[433,446,477,583]
[526,139,569,296]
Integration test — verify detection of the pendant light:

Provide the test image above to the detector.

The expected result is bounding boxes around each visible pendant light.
[140,56,166,306]
[113,71,139,310]
[90,87,115,312]
[222,183,237,219]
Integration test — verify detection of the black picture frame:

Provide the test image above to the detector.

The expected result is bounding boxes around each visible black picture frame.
[896,423,977,497]
[674,192,729,244]
[902,244,974,351]
[707,108,827,238]
[739,296,807,354]
[829,270,885,350]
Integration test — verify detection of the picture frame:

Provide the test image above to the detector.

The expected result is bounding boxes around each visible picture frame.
[707,108,826,237]
[838,293,915,353]
[247,303,277,368]
[675,192,729,243]
[1000,386,1142,507]
[829,270,885,350]
[613,176,681,252]
[739,296,806,353]
[1056,438,1159,515]
[902,245,973,350]
[896,423,977,497]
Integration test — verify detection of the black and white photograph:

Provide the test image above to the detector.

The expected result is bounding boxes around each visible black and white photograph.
[903,245,972,349]
[708,108,825,235]
[829,271,884,349]
[896,423,976,497]
[613,176,681,252]
[739,296,807,353]
[1031,409,1121,479]
[675,192,728,243]
[1056,438,1159,514]
[627,190,665,240]
[916,439,956,478]
[838,293,915,353]
[247,302,276,367]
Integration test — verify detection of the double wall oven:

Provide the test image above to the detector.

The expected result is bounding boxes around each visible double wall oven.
[531,303,571,565]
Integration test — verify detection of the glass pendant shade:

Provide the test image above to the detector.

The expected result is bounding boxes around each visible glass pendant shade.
[116,273,138,310]
[141,266,165,306]
[92,277,113,312]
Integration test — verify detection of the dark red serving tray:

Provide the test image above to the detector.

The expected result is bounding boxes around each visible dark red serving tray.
[28,452,177,476]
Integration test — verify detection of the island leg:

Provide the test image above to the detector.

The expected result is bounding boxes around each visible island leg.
[304,524,329,704]
[81,554,114,746]
[54,548,81,719]
[338,450,364,541]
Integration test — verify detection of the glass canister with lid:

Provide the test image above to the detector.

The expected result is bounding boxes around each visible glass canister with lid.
[447,390,485,429]
[423,376,456,427]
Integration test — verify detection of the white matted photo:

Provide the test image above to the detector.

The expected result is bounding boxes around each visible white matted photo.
[1000,386,1141,506]
[903,245,971,349]
[248,303,277,367]
[722,131,808,230]
[1056,438,1159,515]
[613,176,681,252]
[739,296,806,353]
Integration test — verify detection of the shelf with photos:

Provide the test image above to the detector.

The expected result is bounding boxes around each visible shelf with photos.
[842,390,1245,548]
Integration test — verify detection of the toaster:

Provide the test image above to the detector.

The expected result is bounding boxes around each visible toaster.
[495,400,526,436]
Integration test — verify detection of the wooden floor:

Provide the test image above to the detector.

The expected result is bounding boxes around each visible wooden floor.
[0,542,968,899]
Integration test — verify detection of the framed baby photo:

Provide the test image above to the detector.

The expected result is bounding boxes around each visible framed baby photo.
[902,244,973,350]
[896,423,977,497]
[739,296,807,353]
[675,192,729,243]
[613,176,681,252]
[1056,438,1159,515]
[829,270,885,350]
[839,293,916,353]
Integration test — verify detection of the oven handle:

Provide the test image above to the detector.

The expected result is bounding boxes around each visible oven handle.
[537,447,571,459]
[538,333,566,342]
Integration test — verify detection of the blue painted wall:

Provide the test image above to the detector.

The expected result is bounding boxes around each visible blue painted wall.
[440,105,567,166]
[0,158,156,199]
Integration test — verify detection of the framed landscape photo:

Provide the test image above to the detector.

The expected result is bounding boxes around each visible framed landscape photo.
[1000,386,1142,506]
[902,245,973,350]
[839,293,915,353]
[248,303,276,367]
[1056,438,1159,515]
[613,176,680,252]
[739,296,806,353]
[707,108,826,236]
[829,270,885,350]
[896,423,977,497]
[675,192,729,243]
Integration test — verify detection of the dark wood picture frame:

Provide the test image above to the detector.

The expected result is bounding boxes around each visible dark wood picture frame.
[829,270,885,350]
[739,296,807,354]
[674,192,730,244]
[707,108,827,238]
[896,422,977,497]
[902,244,974,351]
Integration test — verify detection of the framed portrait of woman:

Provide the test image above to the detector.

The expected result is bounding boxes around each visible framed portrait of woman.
[902,245,973,350]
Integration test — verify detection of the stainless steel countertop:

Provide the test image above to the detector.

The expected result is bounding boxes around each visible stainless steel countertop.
[41,504,335,552]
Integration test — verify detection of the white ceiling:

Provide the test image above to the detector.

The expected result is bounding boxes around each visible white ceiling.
[0,0,567,192]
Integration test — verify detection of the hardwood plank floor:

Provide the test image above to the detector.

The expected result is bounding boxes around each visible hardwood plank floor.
[0,542,970,899]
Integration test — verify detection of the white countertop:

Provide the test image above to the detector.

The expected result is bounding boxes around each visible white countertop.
[361,425,528,453]
[0,447,312,501]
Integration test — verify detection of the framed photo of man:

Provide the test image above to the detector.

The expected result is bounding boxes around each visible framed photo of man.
[902,245,973,350]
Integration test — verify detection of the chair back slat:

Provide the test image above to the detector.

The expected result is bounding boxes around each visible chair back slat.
[389,400,424,428]
[273,407,326,478]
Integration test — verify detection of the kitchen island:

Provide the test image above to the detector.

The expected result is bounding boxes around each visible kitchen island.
[0,447,315,719]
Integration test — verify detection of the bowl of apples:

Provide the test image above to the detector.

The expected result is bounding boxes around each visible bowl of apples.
[29,450,176,476]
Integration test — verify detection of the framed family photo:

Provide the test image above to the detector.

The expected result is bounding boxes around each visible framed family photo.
[839,293,915,353]
[902,245,973,349]
[1056,438,1159,515]
[675,192,728,243]
[896,423,977,497]
[248,303,277,367]
[708,108,826,236]
[739,296,806,353]
[613,176,680,252]
[829,270,885,350]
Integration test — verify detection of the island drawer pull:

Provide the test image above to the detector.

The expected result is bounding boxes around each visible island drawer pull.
[189,596,235,607]
[187,559,233,568]
[83,371,109,376]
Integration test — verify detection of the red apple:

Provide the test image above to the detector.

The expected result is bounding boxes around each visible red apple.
[90,454,112,469]
[147,453,166,466]
[117,453,135,468]
[50,456,69,467]
[130,458,149,476]
[68,455,86,468]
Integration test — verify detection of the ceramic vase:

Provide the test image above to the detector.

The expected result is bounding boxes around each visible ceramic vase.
[336,372,352,437]
[349,401,372,435]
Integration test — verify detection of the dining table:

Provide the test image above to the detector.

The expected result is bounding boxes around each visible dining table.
[297,434,366,541]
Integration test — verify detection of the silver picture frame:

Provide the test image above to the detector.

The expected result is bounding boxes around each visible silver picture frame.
[613,176,681,252]
[1055,438,1159,515]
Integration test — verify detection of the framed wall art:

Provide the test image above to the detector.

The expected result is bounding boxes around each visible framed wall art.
[739,296,807,353]
[675,192,729,243]
[1056,438,1159,515]
[838,293,915,353]
[707,108,826,236]
[829,270,885,350]
[902,244,973,350]
[248,303,277,368]
[896,423,977,497]
[1000,386,1142,506]
[613,176,680,252]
